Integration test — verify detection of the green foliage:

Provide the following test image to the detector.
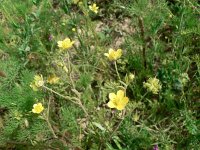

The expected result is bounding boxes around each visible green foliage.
[0,0,199,149]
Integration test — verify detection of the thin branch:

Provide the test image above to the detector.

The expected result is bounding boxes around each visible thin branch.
[43,86,88,116]
[43,85,78,105]
[109,110,126,140]
[46,97,58,138]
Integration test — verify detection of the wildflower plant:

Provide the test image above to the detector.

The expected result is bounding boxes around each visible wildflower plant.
[57,38,75,50]
[32,103,44,114]
[47,74,60,84]
[89,3,99,14]
[30,75,44,91]
[143,77,162,94]
[107,90,129,110]
[104,48,122,61]
[0,0,199,149]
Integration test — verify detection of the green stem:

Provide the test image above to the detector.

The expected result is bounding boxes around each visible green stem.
[114,61,121,81]
[66,52,75,89]
[140,91,149,101]
[42,85,78,104]
[43,86,89,116]
[46,97,58,138]
[109,110,126,139]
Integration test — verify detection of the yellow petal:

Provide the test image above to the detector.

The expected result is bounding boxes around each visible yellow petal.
[116,97,129,110]
[37,103,43,107]
[117,90,124,100]
[57,41,63,47]
[108,48,114,54]
[121,97,129,105]
[109,93,116,101]
[33,104,38,108]
[63,38,70,42]
[116,49,122,58]
[116,103,125,110]
[32,108,37,113]
[116,49,122,54]
[107,100,116,108]
[104,53,109,57]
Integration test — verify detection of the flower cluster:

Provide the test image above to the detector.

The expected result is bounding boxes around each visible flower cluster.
[30,75,44,91]
[143,77,162,94]
[47,74,60,84]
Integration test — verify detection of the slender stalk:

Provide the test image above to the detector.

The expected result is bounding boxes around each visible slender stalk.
[71,89,89,116]
[43,86,89,116]
[66,52,76,89]
[140,91,149,101]
[42,85,78,104]
[79,102,89,116]
[119,81,128,89]
[109,110,126,140]
[46,97,58,138]
[114,61,121,81]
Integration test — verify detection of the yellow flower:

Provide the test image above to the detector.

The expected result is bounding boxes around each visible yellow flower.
[34,75,44,87]
[47,74,60,84]
[104,48,122,61]
[72,28,76,32]
[143,77,162,94]
[107,90,129,110]
[57,38,75,50]
[30,75,44,91]
[32,103,44,114]
[89,3,99,14]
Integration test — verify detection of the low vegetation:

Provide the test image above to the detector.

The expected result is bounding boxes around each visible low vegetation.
[0,0,199,149]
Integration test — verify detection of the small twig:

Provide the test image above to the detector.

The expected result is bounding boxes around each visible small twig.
[109,110,126,140]
[71,89,89,116]
[140,91,149,101]
[43,86,89,116]
[46,97,58,138]
[42,85,78,104]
